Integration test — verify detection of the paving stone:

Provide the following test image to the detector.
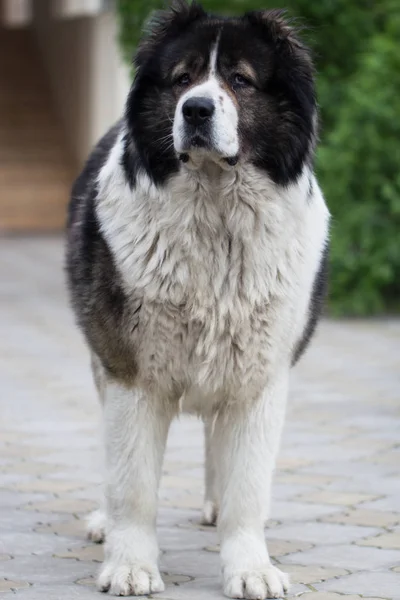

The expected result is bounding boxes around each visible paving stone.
[54,545,103,563]
[323,474,400,498]
[276,457,313,470]
[270,521,380,545]
[356,531,400,550]
[0,462,60,476]
[75,577,96,587]
[9,583,103,599]
[68,488,103,503]
[315,570,400,599]
[281,564,348,585]
[161,550,220,578]
[166,576,309,600]
[272,483,316,501]
[0,446,51,459]
[275,473,339,486]
[161,475,203,491]
[269,539,313,557]
[10,480,88,494]
[296,491,381,506]
[1,556,93,584]
[270,500,342,522]
[298,460,398,479]
[23,499,97,515]
[282,543,400,570]
[162,461,199,473]
[322,508,400,528]
[158,507,200,528]
[298,594,383,600]
[34,520,86,538]
[1,530,83,557]
[161,495,203,510]
[157,577,225,600]
[0,508,66,533]
[0,491,50,509]
[160,528,217,552]
[0,579,30,592]
[368,450,400,466]
[203,539,313,557]
[362,496,400,513]
[178,520,220,532]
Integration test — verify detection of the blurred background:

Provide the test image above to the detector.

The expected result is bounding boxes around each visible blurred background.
[0,0,399,314]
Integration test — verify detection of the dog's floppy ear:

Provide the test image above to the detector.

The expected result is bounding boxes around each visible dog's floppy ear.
[245,9,304,49]
[246,9,314,83]
[135,0,206,68]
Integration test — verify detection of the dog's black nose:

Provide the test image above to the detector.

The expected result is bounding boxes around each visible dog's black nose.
[182,97,215,126]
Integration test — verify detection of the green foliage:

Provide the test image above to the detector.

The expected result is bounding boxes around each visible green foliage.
[115,0,400,315]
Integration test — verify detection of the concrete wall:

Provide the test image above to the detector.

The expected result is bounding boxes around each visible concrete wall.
[32,0,130,165]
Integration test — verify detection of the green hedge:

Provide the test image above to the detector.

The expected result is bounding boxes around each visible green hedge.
[116,0,400,316]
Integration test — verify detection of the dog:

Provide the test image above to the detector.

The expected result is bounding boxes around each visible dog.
[66,1,330,597]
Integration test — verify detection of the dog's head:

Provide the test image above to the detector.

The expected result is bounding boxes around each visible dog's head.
[126,1,316,185]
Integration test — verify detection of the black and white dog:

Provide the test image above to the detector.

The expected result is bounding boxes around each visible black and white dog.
[66,2,329,597]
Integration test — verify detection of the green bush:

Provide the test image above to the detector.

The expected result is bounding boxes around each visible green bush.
[116,0,400,316]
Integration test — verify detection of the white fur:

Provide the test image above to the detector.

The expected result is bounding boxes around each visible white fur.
[93,117,329,596]
[173,40,239,158]
[96,378,170,596]
[215,374,290,599]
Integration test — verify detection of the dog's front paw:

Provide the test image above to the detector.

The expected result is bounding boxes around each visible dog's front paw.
[87,509,107,543]
[224,565,289,600]
[98,561,165,596]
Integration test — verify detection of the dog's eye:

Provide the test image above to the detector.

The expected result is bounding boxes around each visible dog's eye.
[232,73,251,89]
[175,73,191,87]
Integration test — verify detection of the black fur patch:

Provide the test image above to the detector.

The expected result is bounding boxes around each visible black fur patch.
[121,133,142,189]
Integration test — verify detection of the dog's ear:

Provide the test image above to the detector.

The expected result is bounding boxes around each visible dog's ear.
[135,0,206,68]
[246,9,314,82]
[245,9,305,50]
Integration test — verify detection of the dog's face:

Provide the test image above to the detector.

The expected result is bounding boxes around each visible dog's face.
[126,1,316,186]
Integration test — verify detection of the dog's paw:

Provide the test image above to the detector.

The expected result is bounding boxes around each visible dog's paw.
[86,509,106,543]
[97,561,165,596]
[224,565,289,599]
[202,499,218,526]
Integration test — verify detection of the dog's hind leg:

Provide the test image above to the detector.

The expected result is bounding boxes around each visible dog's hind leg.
[87,508,107,543]
[202,419,219,526]
[86,353,108,544]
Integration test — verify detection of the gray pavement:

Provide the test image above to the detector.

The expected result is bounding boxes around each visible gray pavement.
[0,236,399,599]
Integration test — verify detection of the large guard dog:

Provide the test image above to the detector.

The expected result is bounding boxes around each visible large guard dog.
[66,1,329,598]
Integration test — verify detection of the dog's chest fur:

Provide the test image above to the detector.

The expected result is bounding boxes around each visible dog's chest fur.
[96,138,326,407]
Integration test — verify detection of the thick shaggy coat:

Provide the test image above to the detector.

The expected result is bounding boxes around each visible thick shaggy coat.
[66,2,329,598]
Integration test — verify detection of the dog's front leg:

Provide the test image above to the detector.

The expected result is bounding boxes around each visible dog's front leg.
[214,375,290,599]
[97,379,171,596]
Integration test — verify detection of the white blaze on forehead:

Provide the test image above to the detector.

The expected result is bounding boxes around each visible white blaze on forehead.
[173,32,239,159]
[209,33,220,75]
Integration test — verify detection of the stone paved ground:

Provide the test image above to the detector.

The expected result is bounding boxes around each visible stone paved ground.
[0,236,399,600]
